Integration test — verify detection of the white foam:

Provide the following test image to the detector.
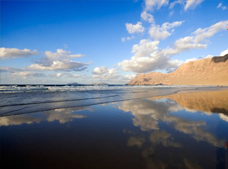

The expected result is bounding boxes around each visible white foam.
[0,85,216,93]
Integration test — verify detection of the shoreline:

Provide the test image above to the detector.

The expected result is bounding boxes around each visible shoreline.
[1,87,227,117]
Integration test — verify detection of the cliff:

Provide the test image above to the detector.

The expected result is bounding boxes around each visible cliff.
[128,54,228,86]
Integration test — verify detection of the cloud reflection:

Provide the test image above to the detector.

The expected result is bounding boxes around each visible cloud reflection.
[119,97,226,148]
[119,99,183,131]
[120,94,228,168]
[149,130,181,148]
[0,115,41,126]
[44,108,87,124]
[127,136,145,148]
[0,107,89,126]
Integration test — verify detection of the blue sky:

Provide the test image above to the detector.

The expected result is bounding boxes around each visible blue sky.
[1,0,228,84]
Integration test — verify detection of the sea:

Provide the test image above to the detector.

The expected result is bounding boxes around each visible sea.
[0,84,223,116]
[0,84,228,169]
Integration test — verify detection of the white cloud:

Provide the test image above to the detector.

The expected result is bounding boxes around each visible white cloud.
[118,39,181,73]
[121,37,126,42]
[205,55,213,58]
[63,44,68,49]
[12,71,46,78]
[118,42,184,73]
[0,47,38,59]
[126,22,145,34]
[2,67,82,80]
[220,49,228,56]
[70,74,83,78]
[121,74,137,81]
[184,0,204,11]
[28,60,88,71]
[149,21,184,40]
[27,49,88,71]
[92,66,135,83]
[141,11,155,23]
[121,35,135,42]
[52,73,64,78]
[172,36,206,52]
[51,72,83,78]
[193,20,228,43]
[169,10,174,16]
[92,67,118,80]
[217,3,222,8]
[185,58,198,63]
[132,39,159,58]
[119,20,228,74]
[217,3,227,10]
[118,38,185,73]
[93,66,109,74]
[0,67,22,73]
[45,49,85,59]
[108,68,118,75]
[144,0,169,11]
[92,73,120,82]
[165,21,228,54]
[93,66,118,76]
[169,0,204,11]
[169,0,183,9]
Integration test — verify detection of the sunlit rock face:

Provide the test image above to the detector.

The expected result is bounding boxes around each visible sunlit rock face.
[128,54,228,86]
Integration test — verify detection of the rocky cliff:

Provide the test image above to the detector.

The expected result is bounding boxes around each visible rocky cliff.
[128,54,228,86]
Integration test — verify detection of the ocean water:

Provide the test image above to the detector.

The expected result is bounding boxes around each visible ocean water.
[0,85,224,116]
[0,86,228,169]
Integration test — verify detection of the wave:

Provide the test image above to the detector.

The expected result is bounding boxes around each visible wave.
[0,85,212,93]
[0,94,119,108]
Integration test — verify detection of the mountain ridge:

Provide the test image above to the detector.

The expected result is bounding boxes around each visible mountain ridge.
[128,54,228,86]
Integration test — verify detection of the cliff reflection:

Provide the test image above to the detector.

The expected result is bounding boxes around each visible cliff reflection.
[1,90,228,169]
[0,107,89,126]
[119,93,228,169]
[119,98,227,147]
[150,90,228,115]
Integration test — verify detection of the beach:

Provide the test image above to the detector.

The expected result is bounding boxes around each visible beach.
[0,86,228,169]
[2,1,228,168]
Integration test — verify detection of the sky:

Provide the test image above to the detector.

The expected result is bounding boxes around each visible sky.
[0,0,228,84]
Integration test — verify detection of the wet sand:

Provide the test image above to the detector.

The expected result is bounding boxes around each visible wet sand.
[1,86,227,117]
[1,88,228,169]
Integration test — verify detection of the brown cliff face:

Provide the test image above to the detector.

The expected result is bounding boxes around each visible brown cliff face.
[128,54,228,86]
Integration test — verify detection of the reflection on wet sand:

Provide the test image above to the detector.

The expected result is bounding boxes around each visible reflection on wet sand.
[0,107,89,126]
[119,91,228,169]
[150,90,228,115]
[1,90,228,169]
[119,98,226,147]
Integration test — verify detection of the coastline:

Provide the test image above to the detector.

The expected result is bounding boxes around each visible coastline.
[0,86,227,117]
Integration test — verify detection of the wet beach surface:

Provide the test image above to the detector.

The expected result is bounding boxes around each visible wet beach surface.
[1,88,228,169]
[0,86,226,116]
